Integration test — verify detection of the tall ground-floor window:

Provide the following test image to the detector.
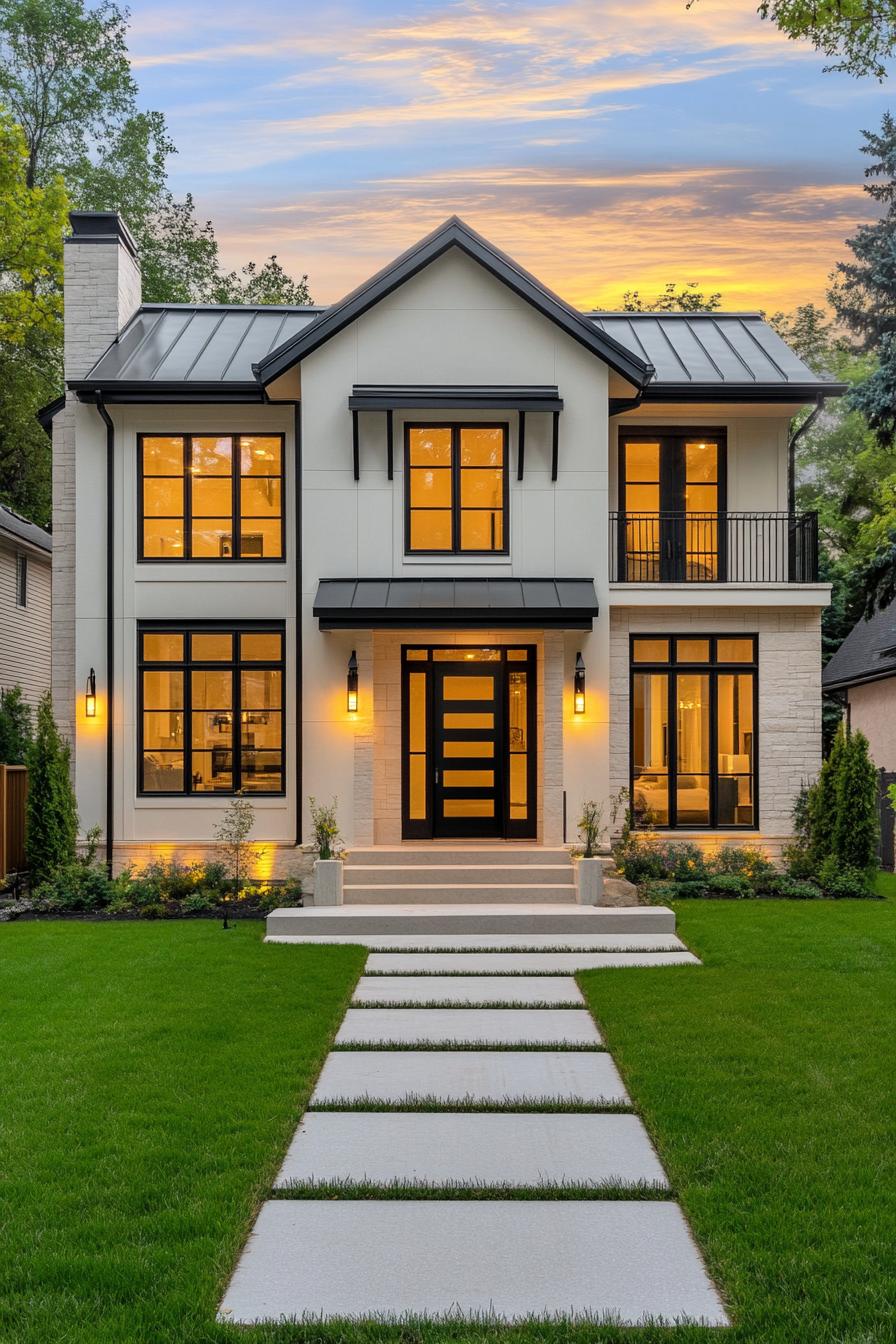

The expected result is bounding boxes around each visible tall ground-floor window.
[630,635,757,829]
[139,623,284,795]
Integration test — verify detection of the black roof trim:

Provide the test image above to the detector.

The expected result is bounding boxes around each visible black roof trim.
[66,210,139,260]
[0,503,52,553]
[638,383,848,403]
[349,385,564,412]
[36,394,66,436]
[257,217,653,390]
[70,382,266,404]
[314,577,599,630]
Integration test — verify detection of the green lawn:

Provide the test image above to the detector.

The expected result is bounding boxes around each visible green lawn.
[1,903,894,1344]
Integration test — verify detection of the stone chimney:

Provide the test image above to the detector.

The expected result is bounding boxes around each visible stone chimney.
[63,211,142,380]
[53,212,142,751]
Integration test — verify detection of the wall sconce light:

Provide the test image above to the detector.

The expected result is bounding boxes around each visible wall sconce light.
[346,650,359,713]
[85,667,97,718]
[574,653,586,714]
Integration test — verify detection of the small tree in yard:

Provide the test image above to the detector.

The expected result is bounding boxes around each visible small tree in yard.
[26,693,77,884]
[214,796,256,929]
[0,685,32,763]
[808,722,846,867]
[577,799,604,858]
[309,796,342,859]
[833,729,879,875]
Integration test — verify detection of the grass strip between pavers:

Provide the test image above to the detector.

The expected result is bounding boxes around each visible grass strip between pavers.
[330,1040,607,1052]
[307,1096,635,1114]
[270,1178,673,1201]
[349,999,583,1010]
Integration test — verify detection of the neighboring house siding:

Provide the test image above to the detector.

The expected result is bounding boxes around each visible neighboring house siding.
[848,680,896,772]
[0,538,52,708]
[609,605,823,857]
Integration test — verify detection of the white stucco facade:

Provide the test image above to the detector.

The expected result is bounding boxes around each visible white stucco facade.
[55,215,831,870]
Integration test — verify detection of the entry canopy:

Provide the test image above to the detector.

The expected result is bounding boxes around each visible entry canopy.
[348,385,564,412]
[313,578,599,630]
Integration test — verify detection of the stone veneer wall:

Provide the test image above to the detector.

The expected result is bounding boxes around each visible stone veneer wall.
[109,842,314,889]
[364,630,564,846]
[609,606,823,859]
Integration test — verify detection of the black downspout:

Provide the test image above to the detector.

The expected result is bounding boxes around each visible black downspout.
[292,401,303,846]
[787,395,824,516]
[94,392,115,875]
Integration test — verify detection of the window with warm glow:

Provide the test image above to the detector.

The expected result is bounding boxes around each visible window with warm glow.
[139,434,284,561]
[619,431,724,581]
[406,424,507,554]
[630,634,756,829]
[139,625,284,794]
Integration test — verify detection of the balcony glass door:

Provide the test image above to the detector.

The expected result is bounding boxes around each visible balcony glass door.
[619,432,726,581]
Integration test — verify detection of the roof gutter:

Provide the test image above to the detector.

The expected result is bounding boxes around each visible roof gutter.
[93,392,115,876]
[788,395,825,515]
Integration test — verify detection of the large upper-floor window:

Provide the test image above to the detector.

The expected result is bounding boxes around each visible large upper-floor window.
[139,624,284,795]
[405,424,508,554]
[631,634,756,829]
[139,434,284,561]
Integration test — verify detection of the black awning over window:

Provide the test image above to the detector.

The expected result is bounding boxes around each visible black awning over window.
[348,385,563,412]
[313,578,598,629]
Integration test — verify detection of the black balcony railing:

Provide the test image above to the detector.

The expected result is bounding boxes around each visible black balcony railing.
[609,511,819,584]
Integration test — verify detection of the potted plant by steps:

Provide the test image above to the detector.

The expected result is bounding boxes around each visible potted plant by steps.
[309,796,344,905]
[575,799,605,906]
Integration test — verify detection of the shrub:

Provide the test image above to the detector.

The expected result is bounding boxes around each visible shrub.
[33,859,113,912]
[772,877,823,900]
[807,724,846,868]
[309,796,342,859]
[26,693,78,884]
[181,892,217,914]
[714,845,776,882]
[832,730,879,875]
[0,685,32,764]
[818,858,873,900]
[665,842,709,882]
[706,874,752,899]
[614,833,669,884]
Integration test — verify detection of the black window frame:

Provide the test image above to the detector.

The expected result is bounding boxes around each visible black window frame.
[137,620,286,797]
[14,552,27,608]
[137,432,286,563]
[404,422,510,556]
[629,632,758,831]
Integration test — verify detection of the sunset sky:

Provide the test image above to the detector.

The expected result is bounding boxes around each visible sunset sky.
[128,0,893,313]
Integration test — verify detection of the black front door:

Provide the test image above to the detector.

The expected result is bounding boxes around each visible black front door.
[401,646,536,840]
[433,660,503,838]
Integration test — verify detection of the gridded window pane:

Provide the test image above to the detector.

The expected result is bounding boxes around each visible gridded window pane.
[241,713,281,750]
[685,484,718,513]
[240,436,282,476]
[686,441,718,483]
[192,669,232,709]
[410,469,452,508]
[191,437,232,474]
[717,638,755,663]
[143,670,183,711]
[434,649,501,661]
[143,632,184,662]
[241,752,282,792]
[676,638,710,663]
[460,509,502,551]
[241,668,282,710]
[410,510,452,550]
[241,632,282,662]
[142,753,184,792]
[143,437,183,475]
[624,442,660,482]
[144,712,183,749]
[191,521,233,558]
[632,672,669,825]
[192,750,233,792]
[143,519,184,558]
[409,427,452,465]
[240,518,281,558]
[632,638,670,663]
[460,427,503,466]
[718,774,754,826]
[408,753,427,820]
[241,477,281,517]
[191,633,233,662]
[192,712,231,750]
[460,469,503,507]
[442,676,494,700]
[143,478,184,517]
[625,483,660,512]
[192,477,232,516]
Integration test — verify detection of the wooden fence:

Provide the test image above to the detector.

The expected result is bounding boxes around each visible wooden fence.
[0,764,28,878]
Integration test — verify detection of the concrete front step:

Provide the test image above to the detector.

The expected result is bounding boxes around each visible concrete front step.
[365,951,700,973]
[219,1200,729,1325]
[346,864,574,886]
[353,974,585,1004]
[335,1007,602,1047]
[344,883,577,904]
[266,904,676,937]
[274,1112,668,1189]
[345,846,578,868]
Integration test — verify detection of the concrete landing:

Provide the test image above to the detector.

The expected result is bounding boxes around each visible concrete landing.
[353,975,585,1004]
[266,904,675,938]
[274,1112,668,1189]
[365,950,700,973]
[335,1007,602,1046]
[219,1200,729,1325]
[311,1049,629,1105]
[267,931,685,951]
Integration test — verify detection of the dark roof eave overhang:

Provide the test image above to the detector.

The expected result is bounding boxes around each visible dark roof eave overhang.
[636,382,849,404]
[822,666,896,693]
[313,577,599,631]
[256,218,653,391]
[316,611,596,630]
[68,381,267,404]
[349,385,564,412]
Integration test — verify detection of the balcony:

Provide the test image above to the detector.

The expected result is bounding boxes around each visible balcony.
[609,512,819,584]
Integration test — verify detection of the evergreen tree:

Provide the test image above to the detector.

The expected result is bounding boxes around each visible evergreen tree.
[832,728,880,874]
[808,720,846,866]
[25,692,78,882]
[0,685,33,763]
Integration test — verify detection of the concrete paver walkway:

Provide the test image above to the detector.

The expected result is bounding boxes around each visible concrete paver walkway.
[220,914,727,1326]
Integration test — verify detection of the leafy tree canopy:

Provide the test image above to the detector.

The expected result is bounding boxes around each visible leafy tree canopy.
[621,280,723,312]
[0,111,67,343]
[757,1,896,81]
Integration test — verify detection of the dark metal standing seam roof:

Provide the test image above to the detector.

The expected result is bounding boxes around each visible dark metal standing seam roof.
[313,578,599,629]
[590,313,847,400]
[822,602,896,691]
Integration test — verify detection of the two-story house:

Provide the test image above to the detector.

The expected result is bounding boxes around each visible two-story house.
[48,211,842,878]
